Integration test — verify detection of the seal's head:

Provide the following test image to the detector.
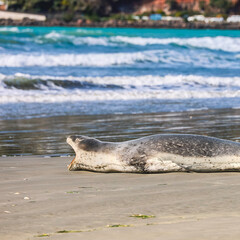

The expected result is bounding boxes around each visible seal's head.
[66,135,104,171]
[67,135,100,152]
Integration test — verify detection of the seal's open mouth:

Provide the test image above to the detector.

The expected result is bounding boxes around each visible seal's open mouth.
[68,157,76,170]
[66,136,77,170]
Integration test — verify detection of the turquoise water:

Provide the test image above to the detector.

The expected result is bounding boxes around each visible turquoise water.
[0,27,240,120]
[0,27,240,155]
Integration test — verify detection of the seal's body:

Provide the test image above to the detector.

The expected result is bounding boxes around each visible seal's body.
[67,134,240,173]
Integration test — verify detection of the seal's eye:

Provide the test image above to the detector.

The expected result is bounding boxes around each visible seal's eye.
[69,136,78,142]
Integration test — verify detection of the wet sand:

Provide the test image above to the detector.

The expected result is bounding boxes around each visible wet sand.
[1,156,240,240]
[1,108,240,156]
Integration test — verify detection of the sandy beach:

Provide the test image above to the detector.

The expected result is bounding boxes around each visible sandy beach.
[1,156,240,240]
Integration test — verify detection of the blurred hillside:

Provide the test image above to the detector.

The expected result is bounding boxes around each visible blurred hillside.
[8,0,133,15]
[6,0,240,18]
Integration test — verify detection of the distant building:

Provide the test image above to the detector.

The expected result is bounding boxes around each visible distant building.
[187,15,205,21]
[0,11,46,21]
[0,0,8,11]
[227,15,240,22]
[132,15,140,20]
[188,15,224,22]
[205,17,224,23]
[161,16,182,21]
[149,13,162,20]
[142,15,150,20]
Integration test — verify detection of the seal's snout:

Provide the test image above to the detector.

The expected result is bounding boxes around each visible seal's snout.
[67,135,89,144]
[66,136,81,148]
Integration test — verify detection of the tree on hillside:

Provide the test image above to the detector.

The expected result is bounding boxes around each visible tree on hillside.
[210,0,233,13]
[8,0,119,15]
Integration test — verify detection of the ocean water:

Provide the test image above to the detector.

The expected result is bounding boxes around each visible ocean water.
[0,26,240,155]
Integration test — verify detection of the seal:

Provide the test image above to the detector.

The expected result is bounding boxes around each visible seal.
[66,134,240,173]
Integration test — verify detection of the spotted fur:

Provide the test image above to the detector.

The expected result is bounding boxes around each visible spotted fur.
[67,134,240,173]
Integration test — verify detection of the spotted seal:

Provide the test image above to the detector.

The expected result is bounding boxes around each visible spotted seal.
[67,134,240,173]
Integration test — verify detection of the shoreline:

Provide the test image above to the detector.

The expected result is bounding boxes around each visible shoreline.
[1,155,240,239]
[0,18,240,29]
[1,109,240,157]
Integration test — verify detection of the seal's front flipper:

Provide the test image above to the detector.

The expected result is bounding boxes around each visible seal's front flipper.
[144,157,185,173]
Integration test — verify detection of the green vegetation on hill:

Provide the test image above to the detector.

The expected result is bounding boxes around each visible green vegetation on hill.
[210,0,233,13]
[8,0,128,15]
[7,0,240,19]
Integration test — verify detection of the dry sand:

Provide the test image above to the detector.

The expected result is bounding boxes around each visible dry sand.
[1,156,240,240]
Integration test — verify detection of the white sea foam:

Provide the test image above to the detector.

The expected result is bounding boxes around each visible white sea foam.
[110,36,240,52]
[2,73,240,88]
[0,27,19,32]
[0,52,152,67]
[0,49,237,68]
[76,29,103,34]
[0,26,33,33]
[29,30,240,52]
[35,33,240,52]
[1,74,240,104]
[1,27,239,52]
[1,88,240,104]
[35,31,110,45]
[44,31,62,39]
[72,36,109,46]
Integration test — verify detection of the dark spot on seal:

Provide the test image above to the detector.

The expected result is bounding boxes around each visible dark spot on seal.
[129,157,146,172]
[128,148,147,172]
[67,133,240,172]
[78,139,101,152]
[147,135,240,157]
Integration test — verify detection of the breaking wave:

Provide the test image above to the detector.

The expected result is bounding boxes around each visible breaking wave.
[34,33,240,52]
[1,73,240,104]
[110,36,240,52]
[1,27,240,119]
[1,26,240,52]
[35,32,110,46]
[35,34,240,52]
[0,49,238,68]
